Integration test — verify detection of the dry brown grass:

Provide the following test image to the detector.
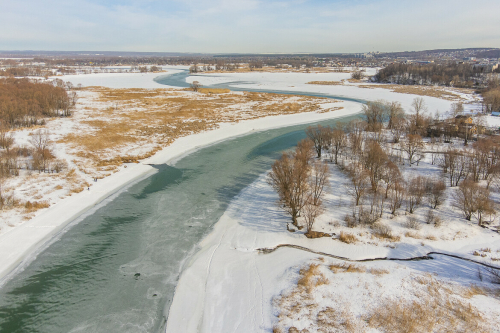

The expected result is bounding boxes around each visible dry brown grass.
[462,284,487,298]
[297,264,329,293]
[316,307,359,332]
[368,276,489,333]
[338,231,358,244]
[370,268,390,275]
[357,84,465,101]
[24,200,50,212]
[404,231,422,239]
[306,81,343,86]
[425,235,437,241]
[329,263,367,274]
[60,88,339,170]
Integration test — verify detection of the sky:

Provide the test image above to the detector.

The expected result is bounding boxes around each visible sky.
[1,0,499,53]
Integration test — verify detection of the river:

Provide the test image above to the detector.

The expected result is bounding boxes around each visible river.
[0,71,362,333]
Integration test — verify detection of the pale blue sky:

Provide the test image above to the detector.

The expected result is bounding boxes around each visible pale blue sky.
[1,0,499,53]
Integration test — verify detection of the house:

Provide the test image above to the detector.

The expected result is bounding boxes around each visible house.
[455,115,473,124]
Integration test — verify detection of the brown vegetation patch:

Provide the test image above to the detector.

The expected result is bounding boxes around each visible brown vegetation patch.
[297,264,329,293]
[358,84,464,101]
[60,88,338,169]
[372,223,401,242]
[338,231,358,244]
[329,263,366,274]
[368,276,489,333]
[24,200,50,212]
[304,231,331,239]
[306,81,343,86]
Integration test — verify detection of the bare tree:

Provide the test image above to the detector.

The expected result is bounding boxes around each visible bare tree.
[381,160,401,199]
[401,134,424,166]
[390,115,406,144]
[451,102,464,117]
[345,162,370,206]
[190,80,202,92]
[347,119,365,158]
[0,123,14,150]
[388,180,406,215]
[363,140,388,191]
[327,124,346,164]
[303,197,325,234]
[308,160,329,206]
[30,129,53,173]
[453,180,493,225]
[386,101,405,130]
[426,178,446,209]
[268,143,311,226]
[362,100,386,132]
[30,129,50,151]
[411,97,427,130]
[406,176,427,213]
[305,125,329,158]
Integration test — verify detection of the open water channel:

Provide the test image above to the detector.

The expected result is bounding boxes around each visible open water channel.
[0,71,363,333]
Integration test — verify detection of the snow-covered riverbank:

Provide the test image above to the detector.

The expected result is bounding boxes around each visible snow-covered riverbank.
[167,168,500,333]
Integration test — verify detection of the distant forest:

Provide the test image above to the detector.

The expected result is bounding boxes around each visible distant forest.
[374,63,498,88]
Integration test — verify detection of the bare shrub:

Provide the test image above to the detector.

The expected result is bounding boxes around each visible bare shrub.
[426,178,446,209]
[350,69,364,80]
[406,176,427,213]
[387,180,406,215]
[338,231,358,244]
[453,180,494,225]
[425,209,442,227]
[404,216,421,230]
[372,223,399,241]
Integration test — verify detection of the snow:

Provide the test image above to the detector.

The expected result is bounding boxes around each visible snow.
[166,169,500,333]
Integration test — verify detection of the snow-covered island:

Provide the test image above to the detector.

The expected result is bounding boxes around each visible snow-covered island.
[1,67,499,332]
